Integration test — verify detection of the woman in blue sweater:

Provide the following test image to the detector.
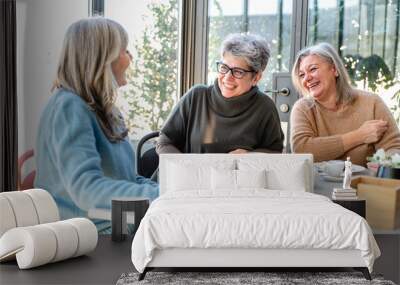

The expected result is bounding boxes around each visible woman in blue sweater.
[35,17,159,233]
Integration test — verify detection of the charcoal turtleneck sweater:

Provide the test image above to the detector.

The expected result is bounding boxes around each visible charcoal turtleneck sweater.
[158,80,284,154]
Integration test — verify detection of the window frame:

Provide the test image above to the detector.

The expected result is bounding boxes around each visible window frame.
[178,0,209,96]
[89,0,104,16]
[192,0,310,89]
[92,0,311,96]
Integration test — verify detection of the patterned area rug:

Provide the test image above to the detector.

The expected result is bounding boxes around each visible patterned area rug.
[116,271,395,285]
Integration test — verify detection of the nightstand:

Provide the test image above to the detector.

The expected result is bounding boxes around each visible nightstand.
[111,197,149,242]
[332,199,366,218]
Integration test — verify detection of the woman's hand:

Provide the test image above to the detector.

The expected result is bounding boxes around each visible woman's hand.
[229,148,249,154]
[342,119,388,152]
[357,120,388,144]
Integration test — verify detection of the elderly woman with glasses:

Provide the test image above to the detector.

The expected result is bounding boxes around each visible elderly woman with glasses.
[156,33,284,154]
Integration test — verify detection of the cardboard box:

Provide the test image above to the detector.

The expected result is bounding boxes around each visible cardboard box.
[351,176,400,230]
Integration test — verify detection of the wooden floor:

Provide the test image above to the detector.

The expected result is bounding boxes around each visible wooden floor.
[0,233,398,284]
[0,235,133,285]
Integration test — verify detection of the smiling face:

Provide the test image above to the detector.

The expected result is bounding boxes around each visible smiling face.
[217,53,261,98]
[111,48,132,87]
[298,54,338,103]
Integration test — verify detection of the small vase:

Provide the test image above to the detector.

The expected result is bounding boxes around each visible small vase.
[377,166,400,179]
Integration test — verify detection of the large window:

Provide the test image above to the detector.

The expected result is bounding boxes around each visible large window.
[207,0,292,92]
[308,0,400,123]
[205,0,400,126]
[104,0,180,140]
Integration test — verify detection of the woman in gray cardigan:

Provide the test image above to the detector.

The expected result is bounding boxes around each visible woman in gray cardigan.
[157,33,284,154]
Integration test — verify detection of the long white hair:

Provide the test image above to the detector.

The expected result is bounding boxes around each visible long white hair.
[53,17,128,141]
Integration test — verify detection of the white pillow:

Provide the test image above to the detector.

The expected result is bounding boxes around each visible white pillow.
[166,159,235,192]
[211,168,267,191]
[267,163,306,191]
[167,162,210,191]
[237,169,267,189]
[211,168,236,190]
[238,158,307,191]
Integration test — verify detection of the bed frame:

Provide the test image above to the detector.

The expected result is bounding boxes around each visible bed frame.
[139,248,371,280]
[137,154,372,281]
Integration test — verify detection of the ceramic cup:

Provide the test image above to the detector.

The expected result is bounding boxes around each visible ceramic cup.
[324,160,345,177]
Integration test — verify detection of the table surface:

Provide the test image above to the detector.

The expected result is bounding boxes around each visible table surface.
[313,170,400,235]
[0,235,133,285]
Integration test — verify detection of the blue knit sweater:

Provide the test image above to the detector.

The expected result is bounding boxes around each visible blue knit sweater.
[35,89,159,232]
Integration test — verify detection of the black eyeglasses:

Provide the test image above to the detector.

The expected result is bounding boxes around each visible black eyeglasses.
[216,61,255,79]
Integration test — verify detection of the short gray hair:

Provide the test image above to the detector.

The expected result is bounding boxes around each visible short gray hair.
[291,42,355,105]
[54,17,128,141]
[220,33,270,73]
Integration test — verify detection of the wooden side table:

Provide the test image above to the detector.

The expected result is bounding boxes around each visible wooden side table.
[332,199,366,218]
[111,197,149,242]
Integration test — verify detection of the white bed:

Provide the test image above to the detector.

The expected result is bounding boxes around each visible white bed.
[131,154,380,280]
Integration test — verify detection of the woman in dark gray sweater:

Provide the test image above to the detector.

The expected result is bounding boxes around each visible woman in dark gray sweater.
[157,34,284,154]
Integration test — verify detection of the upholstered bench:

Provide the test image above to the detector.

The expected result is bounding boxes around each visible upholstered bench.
[0,189,98,269]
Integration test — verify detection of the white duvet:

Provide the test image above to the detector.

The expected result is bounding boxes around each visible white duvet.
[131,190,380,273]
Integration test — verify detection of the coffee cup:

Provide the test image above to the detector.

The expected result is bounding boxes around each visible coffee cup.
[324,160,344,177]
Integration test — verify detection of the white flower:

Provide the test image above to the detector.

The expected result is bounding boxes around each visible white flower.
[368,149,400,168]
[391,153,400,167]
[372,148,386,162]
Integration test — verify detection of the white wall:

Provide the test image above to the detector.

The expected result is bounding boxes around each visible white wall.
[16,0,89,173]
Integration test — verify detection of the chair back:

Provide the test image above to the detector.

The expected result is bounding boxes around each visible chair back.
[136,131,159,178]
[18,149,36,190]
